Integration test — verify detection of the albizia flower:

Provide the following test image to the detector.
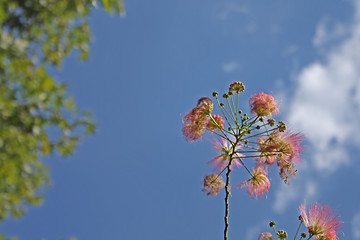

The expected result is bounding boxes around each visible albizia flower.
[237,166,270,198]
[203,174,225,196]
[208,138,243,173]
[276,131,304,183]
[256,130,304,183]
[249,92,279,117]
[182,97,213,142]
[229,81,245,93]
[206,114,225,132]
[258,232,273,240]
[299,203,342,240]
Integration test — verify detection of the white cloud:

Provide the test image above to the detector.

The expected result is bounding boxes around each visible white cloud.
[287,0,360,173]
[216,2,249,20]
[313,18,348,47]
[353,212,360,239]
[273,182,297,214]
[273,0,360,215]
[273,179,318,214]
[245,225,261,240]
[222,61,241,73]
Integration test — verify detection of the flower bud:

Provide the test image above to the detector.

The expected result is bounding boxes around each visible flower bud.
[269,221,276,228]
[277,121,286,132]
[267,118,275,126]
[212,91,218,97]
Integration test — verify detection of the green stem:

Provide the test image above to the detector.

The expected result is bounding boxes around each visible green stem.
[233,152,253,177]
[215,97,236,136]
[294,221,303,240]
[226,98,237,124]
[236,93,239,122]
[272,226,279,240]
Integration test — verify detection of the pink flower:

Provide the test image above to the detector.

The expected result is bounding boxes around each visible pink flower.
[237,166,270,199]
[299,203,342,240]
[206,114,225,132]
[229,81,245,93]
[256,130,304,184]
[203,173,225,196]
[208,138,243,173]
[182,97,213,142]
[258,232,273,240]
[276,131,304,183]
[249,92,279,117]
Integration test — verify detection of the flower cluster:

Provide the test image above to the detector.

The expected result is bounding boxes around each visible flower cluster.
[238,166,270,199]
[182,81,304,198]
[203,174,225,196]
[299,203,342,240]
[258,204,342,240]
[250,92,279,117]
[257,130,304,184]
[182,97,215,142]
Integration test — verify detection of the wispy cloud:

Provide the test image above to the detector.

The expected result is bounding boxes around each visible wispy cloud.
[245,225,261,240]
[353,211,360,239]
[215,2,249,20]
[273,178,318,214]
[287,0,360,173]
[222,61,241,73]
[313,17,348,47]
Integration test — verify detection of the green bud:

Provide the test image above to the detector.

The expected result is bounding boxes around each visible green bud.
[244,140,249,144]
[256,126,261,130]
[228,91,233,96]
[228,127,232,131]
[247,129,252,134]
[301,232,307,238]
[276,230,287,239]
[238,110,242,115]
[220,103,224,107]
[267,118,275,126]
[259,117,264,122]
[269,221,276,228]
[212,91,218,97]
[277,121,286,132]
[223,93,229,99]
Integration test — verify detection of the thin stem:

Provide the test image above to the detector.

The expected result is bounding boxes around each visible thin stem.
[226,98,236,123]
[208,115,233,143]
[272,226,279,240]
[241,128,278,140]
[234,153,254,177]
[294,221,303,240]
[205,127,228,139]
[215,97,236,136]
[234,153,278,159]
[236,93,239,122]
[224,156,233,240]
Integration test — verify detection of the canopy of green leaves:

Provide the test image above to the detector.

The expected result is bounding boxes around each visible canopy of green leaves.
[0,0,123,221]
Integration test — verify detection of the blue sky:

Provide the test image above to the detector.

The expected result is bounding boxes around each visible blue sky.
[1,0,360,239]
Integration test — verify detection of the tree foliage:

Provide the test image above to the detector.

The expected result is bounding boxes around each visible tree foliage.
[0,0,124,221]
